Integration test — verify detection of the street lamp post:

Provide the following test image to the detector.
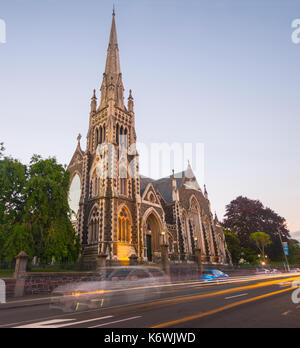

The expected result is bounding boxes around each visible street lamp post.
[161,230,170,275]
[194,236,203,276]
[278,229,290,272]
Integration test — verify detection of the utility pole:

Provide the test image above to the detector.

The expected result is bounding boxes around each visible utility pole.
[278,229,290,272]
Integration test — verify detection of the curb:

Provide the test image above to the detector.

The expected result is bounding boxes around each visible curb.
[0,297,52,311]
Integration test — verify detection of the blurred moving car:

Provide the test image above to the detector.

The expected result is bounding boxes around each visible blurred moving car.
[289,268,300,273]
[270,269,279,274]
[50,266,169,312]
[255,268,271,275]
[200,270,229,282]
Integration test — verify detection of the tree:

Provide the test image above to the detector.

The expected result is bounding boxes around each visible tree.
[250,232,272,262]
[0,146,80,263]
[2,224,34,262]
[23,155,80,263]
[0,154,28,261]
[240,247,258,265]
[0,156,27,225]
[0,142,4,159]
[224,230,242,264]
[288,240,300,265]
[223,196,290,261]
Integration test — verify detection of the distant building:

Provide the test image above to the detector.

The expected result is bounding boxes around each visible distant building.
[68,13,231,265]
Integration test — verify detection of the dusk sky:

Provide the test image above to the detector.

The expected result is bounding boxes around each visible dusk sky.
[1,0,300,237]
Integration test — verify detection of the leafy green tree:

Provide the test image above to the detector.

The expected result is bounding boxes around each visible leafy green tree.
[0,144,80,264]
[2,224,34,262]
[0,157,27,225]
[250,232,272,262]
[0,152,28,261]
[288,241,300,265]
[240,248,258,265]
[0,142,4,159]
[223,196,290,262]
[24,155,80,263]
[224,230,242,264]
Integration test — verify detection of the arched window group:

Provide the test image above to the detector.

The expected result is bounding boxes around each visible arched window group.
[120,178,127,196]
[90,171,101,197]
[119,152,128,196]
[117,207,131,244]
[116,124,128,148]
[68,174,81,221]
[190,197,205,254]
[183,212,193,254]
[88,207,100,244]
[204,217,216,255]
[95,124,106,146]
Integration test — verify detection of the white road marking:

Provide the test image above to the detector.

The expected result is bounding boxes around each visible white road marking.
[90,316,142,328]
[225,293,248,300]
[15,319,76,329]
[15,315,113,329]
[54,315,113,328]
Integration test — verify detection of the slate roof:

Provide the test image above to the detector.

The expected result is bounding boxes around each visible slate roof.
[140,171,188,203]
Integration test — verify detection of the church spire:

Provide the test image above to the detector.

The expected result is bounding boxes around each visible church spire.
[99,12,124,109]
[204,185,208,199]
[128,89,134,113]
[90,89,97,113]
[105,11,121,76]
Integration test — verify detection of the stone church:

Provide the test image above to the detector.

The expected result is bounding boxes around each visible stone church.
[68,13,231,266]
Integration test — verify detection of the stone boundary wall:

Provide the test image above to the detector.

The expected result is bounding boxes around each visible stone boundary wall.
[2,272,99,298]
[1,278,15,298]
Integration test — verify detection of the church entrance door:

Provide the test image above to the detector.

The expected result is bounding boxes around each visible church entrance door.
[147,235,152,262]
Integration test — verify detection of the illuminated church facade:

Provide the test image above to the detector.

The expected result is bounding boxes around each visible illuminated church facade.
[68,13,231,266]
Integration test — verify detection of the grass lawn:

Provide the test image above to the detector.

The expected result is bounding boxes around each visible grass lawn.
[29,268,82,273]
[0,269,14,277]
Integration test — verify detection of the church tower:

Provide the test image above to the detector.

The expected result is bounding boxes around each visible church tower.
[69,12,141,264]
[68,12,231,266]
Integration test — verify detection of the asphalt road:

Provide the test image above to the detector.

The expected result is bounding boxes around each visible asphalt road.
[1,273,300,328]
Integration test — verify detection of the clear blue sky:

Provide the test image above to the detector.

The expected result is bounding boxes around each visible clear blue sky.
[1,0,300,237]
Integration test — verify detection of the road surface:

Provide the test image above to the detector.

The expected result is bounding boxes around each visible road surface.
[0,273,299,328]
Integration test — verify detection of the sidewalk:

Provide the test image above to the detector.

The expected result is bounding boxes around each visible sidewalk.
[0,294,53,311]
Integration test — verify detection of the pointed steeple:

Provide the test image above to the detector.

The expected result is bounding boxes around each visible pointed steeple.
[99,12,124,110]
[214,212,219,224]
[185,160,194,179]
[105,12,121,76]
[128,89,134,113]
[172,169,179,202]
[204,185,208,199]
[90,89,97,113]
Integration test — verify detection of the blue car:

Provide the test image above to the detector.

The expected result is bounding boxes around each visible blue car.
[200,270,229,282]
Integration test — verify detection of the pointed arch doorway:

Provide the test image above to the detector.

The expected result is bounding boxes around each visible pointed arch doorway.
[144,211,162,263]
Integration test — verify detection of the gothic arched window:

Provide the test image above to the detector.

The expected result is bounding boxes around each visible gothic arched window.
[120,178,127,196]
[190,197,205,253]
[124,128,128,148]
[116,124,119,145]
[183,211,192,254]
[117,207,131,244]
[103,124,106,142]
[96,128,99,146]
[88,207,100,244]
[100,126,103,144]
[68,174,81,221]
